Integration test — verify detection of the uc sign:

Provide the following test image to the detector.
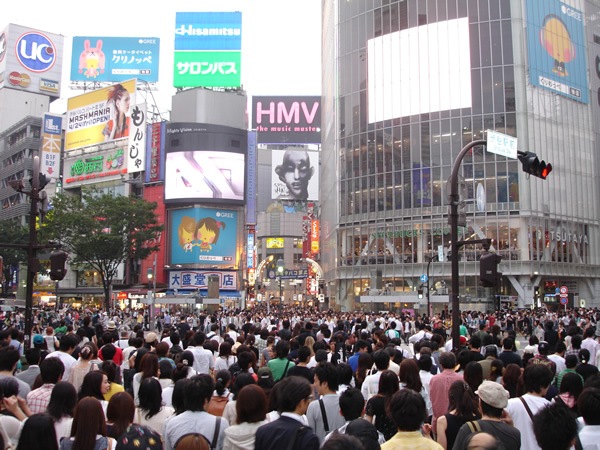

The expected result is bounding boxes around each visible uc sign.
[16,32,56,72]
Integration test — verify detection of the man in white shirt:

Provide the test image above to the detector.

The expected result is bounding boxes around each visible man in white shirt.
[577,387,600,448]
[360,350,390,400]
[506,365,552,450]
[44,334,77,381]
[187,332,214,375]
[581,326,599,367]
[408,324,433,344]
[548,341,567,374]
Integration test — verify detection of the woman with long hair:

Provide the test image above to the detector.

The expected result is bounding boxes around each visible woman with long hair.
[78,371,110,415]
[106,391,134,439]
[59,397,112,450]
[132,352,159,404]
[222,385,268,450]
[488,359,504,383]
[103,83,131,140]
[68,343,98,393]
[363,370,399,441]
[501,363,522,398]
[47,382,77,446]
[554,371,584,413]
[135,377,174,436]
[171,378,191,416]
[435,381,480,450]
[399,358,431,416]
[354,352,373,390]
[463,361,484,393]
[16,413,57,450]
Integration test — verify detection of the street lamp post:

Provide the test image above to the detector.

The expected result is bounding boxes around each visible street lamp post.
[147,254,157,331]
[449,140,487,352]
[276,258,284,305]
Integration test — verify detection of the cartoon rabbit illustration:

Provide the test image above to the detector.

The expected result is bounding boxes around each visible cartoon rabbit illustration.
[78,39,105,79]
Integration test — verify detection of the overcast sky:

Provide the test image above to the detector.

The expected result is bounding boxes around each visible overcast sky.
[3,0,322,114]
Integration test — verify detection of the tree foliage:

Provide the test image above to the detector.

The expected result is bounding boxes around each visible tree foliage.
[40,188,163,309]
[0,221,28,297]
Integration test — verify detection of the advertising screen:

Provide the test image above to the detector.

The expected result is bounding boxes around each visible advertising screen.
[164,123,246,205]
[70,36,160,83]
[0,24,64,98]
[170,206,238,266]
[173,12,242,88]
[271,149,319,201]
[526,0,588,103]
[252,96,321,144]
[367,18,472,122]
[65,79,137,151]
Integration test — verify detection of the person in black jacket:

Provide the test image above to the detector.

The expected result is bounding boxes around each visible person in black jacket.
[254,376,319,450]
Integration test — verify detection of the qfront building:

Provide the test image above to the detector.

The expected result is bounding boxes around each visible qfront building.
[320,0,600,312]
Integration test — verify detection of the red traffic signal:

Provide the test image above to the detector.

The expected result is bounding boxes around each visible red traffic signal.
[518,152,552,179]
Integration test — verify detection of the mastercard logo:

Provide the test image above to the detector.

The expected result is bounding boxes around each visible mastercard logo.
[8,71,31,88]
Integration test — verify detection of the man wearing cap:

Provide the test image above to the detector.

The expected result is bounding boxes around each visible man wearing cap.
[144,332,159,351]
[452,381,521,450]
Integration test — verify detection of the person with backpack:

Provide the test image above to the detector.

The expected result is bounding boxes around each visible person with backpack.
[385,321,401,341]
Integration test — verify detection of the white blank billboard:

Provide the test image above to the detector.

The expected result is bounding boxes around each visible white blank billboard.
[367,18,472,123]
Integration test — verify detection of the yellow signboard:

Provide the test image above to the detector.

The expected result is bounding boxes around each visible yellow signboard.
[266,238,284,249]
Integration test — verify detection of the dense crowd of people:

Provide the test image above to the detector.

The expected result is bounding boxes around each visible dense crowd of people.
[0,303,598,449]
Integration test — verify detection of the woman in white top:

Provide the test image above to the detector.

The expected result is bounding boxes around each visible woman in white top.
[46,381,77,447]
[44,327,58,353]
[215,342,237,371]
[68,343,99,393]
[132,353,160,406]
[223,385,268,450]
[135,378,174,437]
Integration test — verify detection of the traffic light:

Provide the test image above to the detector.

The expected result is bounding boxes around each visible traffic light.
[49,250,68,281]
[518,152,552,179]
[479,252,502,287]
[417,286,424,299]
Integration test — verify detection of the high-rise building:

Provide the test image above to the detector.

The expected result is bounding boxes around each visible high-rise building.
[321,0,600,311]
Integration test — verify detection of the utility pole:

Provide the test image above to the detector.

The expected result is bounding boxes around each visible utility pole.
[25,156,41,346]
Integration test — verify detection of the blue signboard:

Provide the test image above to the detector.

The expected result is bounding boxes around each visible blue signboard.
[175,12,242,51]
[170,207,237,265]
[526,0,589,103]
[70,36,160,83]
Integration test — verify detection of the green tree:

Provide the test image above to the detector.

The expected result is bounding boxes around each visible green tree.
[0,221,28,297]
[41,188,163,310]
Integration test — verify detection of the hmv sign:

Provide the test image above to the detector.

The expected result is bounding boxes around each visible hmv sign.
[252,96,321,144]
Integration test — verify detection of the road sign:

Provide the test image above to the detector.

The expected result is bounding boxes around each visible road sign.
[560,296,568,305]
[560,286,568,295]
[487,130,518,159]
[420,274,428,283]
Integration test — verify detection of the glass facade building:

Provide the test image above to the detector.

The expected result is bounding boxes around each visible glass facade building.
[321,0,600,311]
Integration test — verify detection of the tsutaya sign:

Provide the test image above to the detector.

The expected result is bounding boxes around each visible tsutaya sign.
[550,230,589,244]
[251,95,321,144]
[486,130,517,159]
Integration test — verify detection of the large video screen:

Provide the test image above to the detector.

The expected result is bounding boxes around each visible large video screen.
[164,123,246,204]
[367,18,472,122]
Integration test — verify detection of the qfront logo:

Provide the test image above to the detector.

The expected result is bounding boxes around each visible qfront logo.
[16,32,56,73]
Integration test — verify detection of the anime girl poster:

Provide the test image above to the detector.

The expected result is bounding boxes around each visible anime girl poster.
[170,207,238,265]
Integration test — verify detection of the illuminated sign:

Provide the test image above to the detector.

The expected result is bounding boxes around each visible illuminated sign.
[70,36,160,83]
[63,148,127,186]
[310,220,320,253]
[252,96,321,144]
[266,238,284,249]
[173,12,241,88]
[41,113,62,179]
[169,270,238,290]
